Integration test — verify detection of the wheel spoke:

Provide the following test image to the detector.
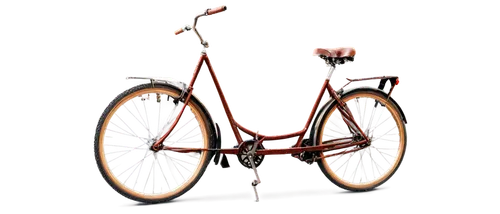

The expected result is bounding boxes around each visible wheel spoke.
[164,153,182,185]
[144,101,153,136]
[154,103,161,135]
[357,98,366,128]
[123,108,149,133]
[158,104,179,138]
[326,113,350,136]
[364,100,375,135]
[368,103,385,133]
[361,99,371,130]
[158,153,177,189]
[330,155,348,173]
[112,116,146,143]
[96,86,211,202]
[319,91,405,190]
[107,120,145,145]
[364,148,375,180]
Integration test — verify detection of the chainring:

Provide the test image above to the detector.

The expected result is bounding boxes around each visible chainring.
[237,140,265,169]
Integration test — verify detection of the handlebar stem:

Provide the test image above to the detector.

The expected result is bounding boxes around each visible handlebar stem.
[192,7,211,48]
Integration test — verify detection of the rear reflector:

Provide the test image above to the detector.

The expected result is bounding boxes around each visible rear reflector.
[396,77,403,87]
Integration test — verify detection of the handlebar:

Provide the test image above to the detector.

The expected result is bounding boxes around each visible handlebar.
[207,6,227,15]
[174,28,184,35]
[172,3,229,48]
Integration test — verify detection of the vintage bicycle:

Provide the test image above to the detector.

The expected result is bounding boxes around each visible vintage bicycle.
[94,6,407,203]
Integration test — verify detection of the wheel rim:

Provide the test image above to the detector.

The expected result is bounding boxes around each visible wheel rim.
[97,87,209,200]
[319,92,405,190]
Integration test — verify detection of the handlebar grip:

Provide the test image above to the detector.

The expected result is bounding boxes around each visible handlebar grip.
[174,28,184,35]
[207,6,227,15]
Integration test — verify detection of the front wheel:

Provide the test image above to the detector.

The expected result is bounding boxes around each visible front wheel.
[94,83,213,203]
[316,88,406,191]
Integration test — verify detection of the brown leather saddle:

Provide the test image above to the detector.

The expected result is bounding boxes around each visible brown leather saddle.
[311,45,359,67]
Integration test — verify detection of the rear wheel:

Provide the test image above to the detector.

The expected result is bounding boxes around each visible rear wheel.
[95,84,213,203]
[316,89,406,191]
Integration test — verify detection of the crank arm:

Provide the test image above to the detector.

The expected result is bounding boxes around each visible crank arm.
[248,155,261,202]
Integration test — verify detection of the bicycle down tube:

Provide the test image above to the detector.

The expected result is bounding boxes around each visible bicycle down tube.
[153,53,369,156]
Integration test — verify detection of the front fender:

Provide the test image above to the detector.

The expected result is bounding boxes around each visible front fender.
[125,74,223,148]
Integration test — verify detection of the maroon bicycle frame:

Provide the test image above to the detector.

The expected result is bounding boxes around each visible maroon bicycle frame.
[153,53,369,157]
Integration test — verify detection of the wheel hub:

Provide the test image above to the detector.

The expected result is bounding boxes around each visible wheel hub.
[354,134,371,148]
[149,139,162,152]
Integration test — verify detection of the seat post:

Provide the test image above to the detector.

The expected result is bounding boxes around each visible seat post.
[326,63,336,80]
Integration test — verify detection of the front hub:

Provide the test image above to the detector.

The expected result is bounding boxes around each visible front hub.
[150,139,163,152]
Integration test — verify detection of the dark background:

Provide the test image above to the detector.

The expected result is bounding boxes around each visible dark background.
[81,1,419,207]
